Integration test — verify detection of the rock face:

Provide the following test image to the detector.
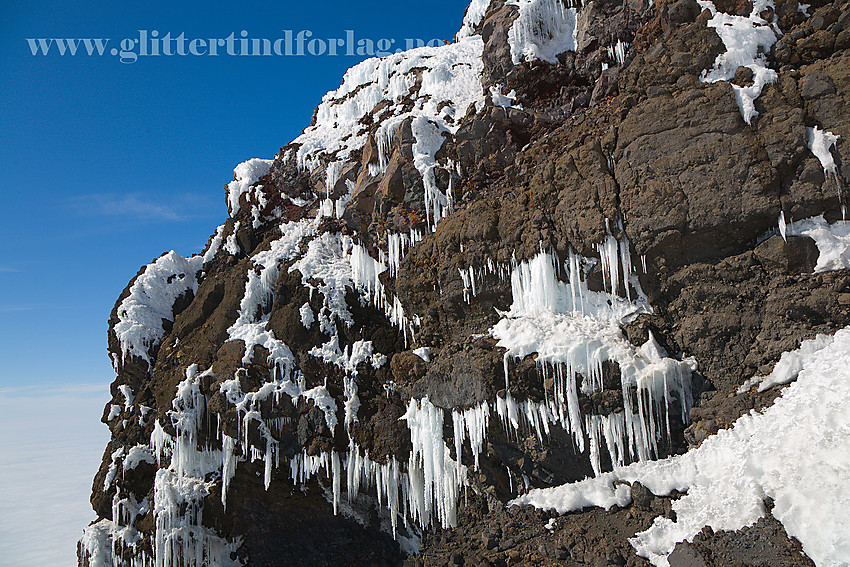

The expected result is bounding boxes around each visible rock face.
[80,0,849,565]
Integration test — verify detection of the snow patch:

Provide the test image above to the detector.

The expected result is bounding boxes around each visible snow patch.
[114,251,204,367]
[807,126,840,176]
[698,0,779,124]
[226,158,273,216]
[457,0,493,39]
[513,327,850,567]
[786,215,850,272]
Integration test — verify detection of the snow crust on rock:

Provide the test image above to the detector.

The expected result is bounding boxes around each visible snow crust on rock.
[81,368,243,567]
[507,0,578,64]
[226,158,273,216]
[114,251,205,368]
[513,327,850,567]
[294,36,485,231]
[808,126,840,176]
[806,125,845,216]
[224,221,241,256]
[786,215,850,272]
[79,519,114,567]
[226,217,318,373]
[490,241,695,474]
[457,0,493,39]
[698,0,779,124]
[738,333,834,393]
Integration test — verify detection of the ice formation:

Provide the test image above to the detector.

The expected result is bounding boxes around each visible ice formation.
[507,0,578,64]
[490,239,695,475]
[607,39,629,65]
[113,251,206,367]
[808,125,843,212]
[224,221,241,256]
[808,126,840,176]
[81,369,244,567]
[514,327,850,567]
[698,0,779,124]
[293,35,485,230]
[785,215,850,272]
[489,84,521,108]
[86,0,769,561]
[226,158,273,217]
[382,229,424,278]
[457,0,493,39]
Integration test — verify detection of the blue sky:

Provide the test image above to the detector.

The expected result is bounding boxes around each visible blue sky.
[0,0,468,390]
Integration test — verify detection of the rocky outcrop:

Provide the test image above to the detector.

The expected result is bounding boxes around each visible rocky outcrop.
[81,0,849,565]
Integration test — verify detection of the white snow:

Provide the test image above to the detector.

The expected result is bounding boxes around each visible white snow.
[698,0,779,124]
[299,302,315,328]
[490,242,695,474]
[124,444,156,471]
[351,242,419,342]
[490,84,521,108]
[295,37,484,172]
[738,333,834,393]
[226,158,273,216]
[513,327,850,567]
[114,251,205,367]
[118,384,135,409]
[786,215,850,272]
[226,217,318,373]
[224,221,241,256]
[413,347,432,362]
[292,35,486,234]
[79,519,114,567]
[807,126,840,176]
[204,224,226,263]
[290,231,356,334]
[457,0,493,39]
[142,371,243,567]
[507,0,578,64]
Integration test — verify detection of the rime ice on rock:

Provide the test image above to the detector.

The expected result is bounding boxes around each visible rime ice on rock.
[114,251,207,368]
[457,0,494,39]
[697,0,779,124]
[226,158,273,217]
[807,126,843,211]
[514,327,850,567]
[808,126,840,176]
[507,0,578,64]
[490,238,695,475]
[293,36,485,232]
[85,0,742,561]
[784,215,850,272]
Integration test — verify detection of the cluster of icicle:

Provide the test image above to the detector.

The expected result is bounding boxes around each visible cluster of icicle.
[79,366,244,567]
[476,227,697,475]
[292,32,486,232]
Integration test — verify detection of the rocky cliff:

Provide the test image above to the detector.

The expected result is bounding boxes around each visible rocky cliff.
[80,0,850,565]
